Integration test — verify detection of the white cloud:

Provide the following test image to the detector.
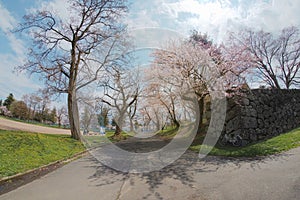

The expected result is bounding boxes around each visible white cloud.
[27,0,70,20]
[0,3,16,31]
[125,10,159,29]
[0,3,26,59]
[0,0,74,100]
[246,0,300,32]
[1,0,299,99]
[0,2,40,100]
[0,54,40,100]
[125,1,163,28]
[6,34,26,60]
[128,0,300,42]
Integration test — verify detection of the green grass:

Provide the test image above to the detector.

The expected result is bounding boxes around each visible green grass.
[0,130,85,179]
[156,126,179,139]
[107,132,132,142]
[190,127,300,157]
[82,130,132,148]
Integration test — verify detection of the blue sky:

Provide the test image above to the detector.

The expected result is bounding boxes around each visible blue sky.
[0,0,300,102]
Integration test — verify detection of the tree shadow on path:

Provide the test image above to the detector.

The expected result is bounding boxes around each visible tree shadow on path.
[83,136,296,199]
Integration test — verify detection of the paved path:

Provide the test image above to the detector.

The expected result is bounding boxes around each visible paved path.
[0,136,299,200]
[0,117,70,135]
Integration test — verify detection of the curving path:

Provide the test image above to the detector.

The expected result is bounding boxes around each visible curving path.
[0,134,299,200]
[0,117,70,135]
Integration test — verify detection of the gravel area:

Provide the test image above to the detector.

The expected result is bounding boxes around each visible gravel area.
[0,117,70,135]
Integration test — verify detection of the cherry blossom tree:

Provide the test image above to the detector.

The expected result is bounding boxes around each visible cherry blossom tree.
[151,32,247,133]
[142,79,181,130]
[138,84,167,132]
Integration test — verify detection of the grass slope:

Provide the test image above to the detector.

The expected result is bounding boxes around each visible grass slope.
[0,130,85,178]
[83,131,132,148]
[190,127,300,157]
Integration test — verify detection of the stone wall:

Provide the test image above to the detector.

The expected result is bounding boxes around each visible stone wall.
[223,89,300,143]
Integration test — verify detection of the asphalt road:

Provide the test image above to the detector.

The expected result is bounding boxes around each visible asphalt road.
[0,135,299,200]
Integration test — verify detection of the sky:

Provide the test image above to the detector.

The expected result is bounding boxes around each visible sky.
[0,0,300,102]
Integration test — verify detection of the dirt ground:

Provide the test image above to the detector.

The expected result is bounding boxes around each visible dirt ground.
[0,117,70,135]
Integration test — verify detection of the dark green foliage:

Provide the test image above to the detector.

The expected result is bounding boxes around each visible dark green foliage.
[3,93,15,110]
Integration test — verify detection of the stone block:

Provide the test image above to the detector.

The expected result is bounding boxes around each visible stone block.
[241,98,250,106]
[225,117,240,133]
[249,109,257,117]
[226,106,240,121]
[224,88,300,142]
[241,117,257,129]
[249,133,258,141]
[258,119,264,128]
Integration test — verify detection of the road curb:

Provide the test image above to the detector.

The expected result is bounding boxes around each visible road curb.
[0,150,88,195]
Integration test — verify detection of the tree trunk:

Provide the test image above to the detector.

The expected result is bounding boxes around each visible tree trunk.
[129,119,134,132]
[173,119,180,129]
[115,124,122,136]
[114,112,125,136]
[154,111,161,131]
[68,90,81,140]
[196,97,204,135]
[128,112,134,132]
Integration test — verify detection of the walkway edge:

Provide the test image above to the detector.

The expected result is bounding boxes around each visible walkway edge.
[0,150,89,195]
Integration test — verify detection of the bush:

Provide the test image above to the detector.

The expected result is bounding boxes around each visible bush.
[10,101,28,120]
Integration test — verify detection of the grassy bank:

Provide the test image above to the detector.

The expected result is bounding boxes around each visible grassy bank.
[156,126,179,139]
[0,130,85,178]
[83,131,132,148]
[116,125,300,157]
[190,127,300,157]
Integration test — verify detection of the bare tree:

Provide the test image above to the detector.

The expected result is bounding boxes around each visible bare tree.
[230,26,300,89]
[101,68,140,136]
[38,89,51,121]
[98,106,110,127]
[127,97,138,132]
[22,90,52,122]
[15,0,128,140]
[21,94,32,120]
[81,106,94,133]
[22,93,41,120]
[57,106,67,128]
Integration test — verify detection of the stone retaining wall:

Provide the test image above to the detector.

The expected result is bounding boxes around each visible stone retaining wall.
[223,89,300,143]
